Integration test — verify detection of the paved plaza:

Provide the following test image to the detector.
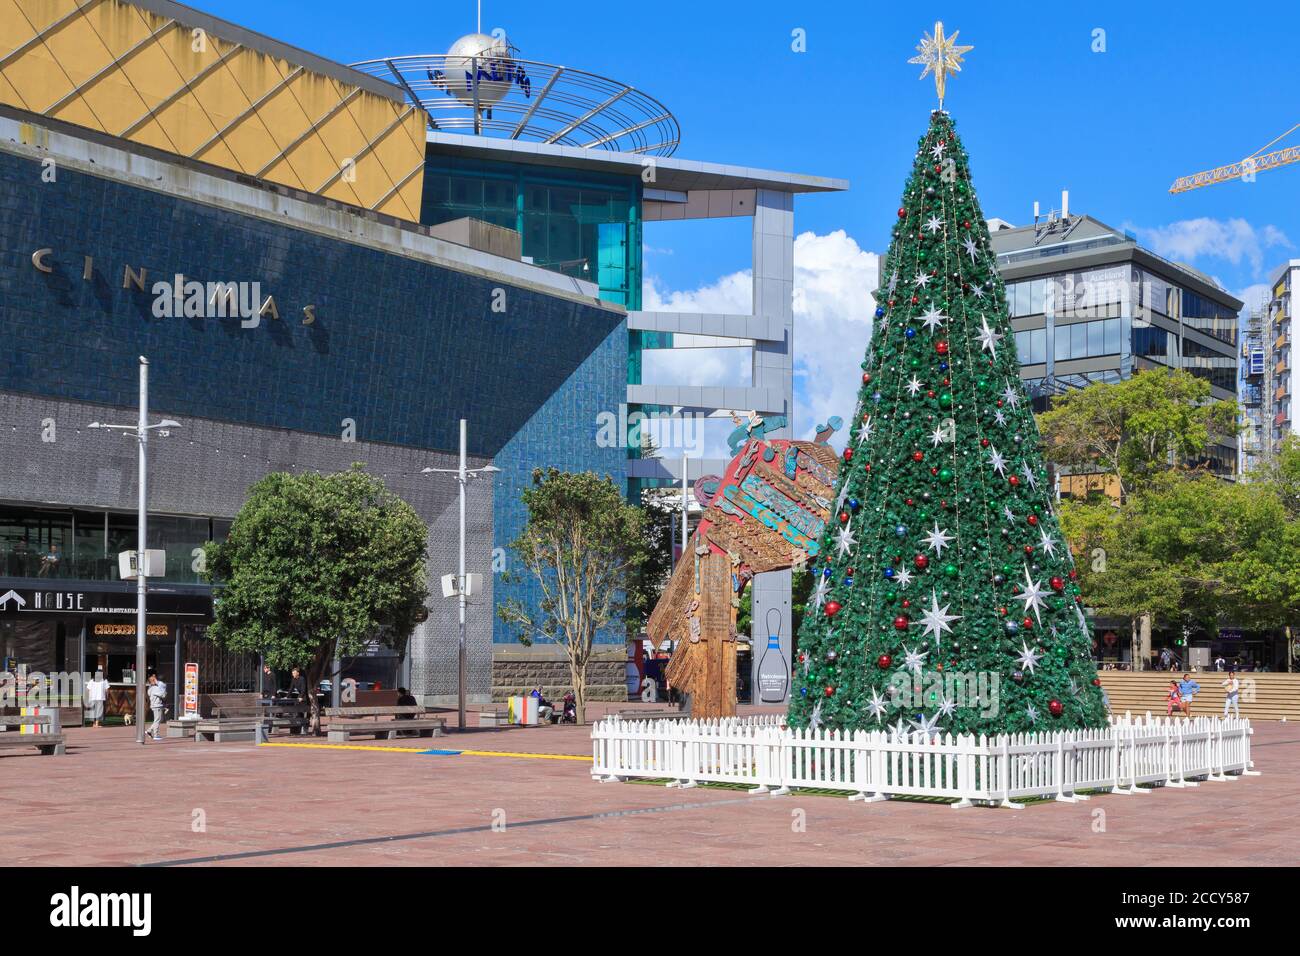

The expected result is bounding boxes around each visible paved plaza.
[1,704,1295,867]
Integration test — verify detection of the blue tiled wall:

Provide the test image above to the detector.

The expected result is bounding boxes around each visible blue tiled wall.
[492,321,628,646]
[0,150,623,460]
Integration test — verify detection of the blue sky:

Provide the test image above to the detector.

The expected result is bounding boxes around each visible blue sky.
[204,0,1300,444]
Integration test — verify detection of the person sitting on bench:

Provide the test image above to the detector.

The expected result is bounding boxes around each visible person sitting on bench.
[395,687,417,719]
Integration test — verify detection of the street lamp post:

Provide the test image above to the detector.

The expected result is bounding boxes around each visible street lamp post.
[422,418,498,729]
[88,356,180,744]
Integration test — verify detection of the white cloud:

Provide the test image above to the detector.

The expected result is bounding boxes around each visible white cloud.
[1233,282,1272,315]
[643,269,751,313]
[640,229,879,453]
[1127,217,1290,275]
[789,230,878,444]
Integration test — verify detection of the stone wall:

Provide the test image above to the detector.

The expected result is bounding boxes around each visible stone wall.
[492,653,629,702]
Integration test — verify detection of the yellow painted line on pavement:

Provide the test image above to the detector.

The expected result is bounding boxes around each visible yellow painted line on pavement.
[459,749,590,761]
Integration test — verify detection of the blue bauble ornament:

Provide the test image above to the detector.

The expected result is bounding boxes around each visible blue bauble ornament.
[905,327,917,339]
[939,362,949,372]
[874,306,885,318]
[823,567,833,578]
[883,567,896,580]
[1004,620,1020,635]
[843,577,854,588]
[894,524,908,537]
[872,392,883,403]
[849,498,860,512]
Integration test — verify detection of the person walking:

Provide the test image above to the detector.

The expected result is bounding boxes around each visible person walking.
[1178,673,1200,717]
[85,670,109,728]
[146,673,168,740]
[1222,670,1241,718]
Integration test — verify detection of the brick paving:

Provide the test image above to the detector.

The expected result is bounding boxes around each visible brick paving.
[2,704,1296,866]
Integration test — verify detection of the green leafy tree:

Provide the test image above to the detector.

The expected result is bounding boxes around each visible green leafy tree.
[788,111,1106,735]
[204,466,428,733]
[498,468,647,724]
[1038,367,1240,499]
[1062,471,1300,669]
[626,487,676,639]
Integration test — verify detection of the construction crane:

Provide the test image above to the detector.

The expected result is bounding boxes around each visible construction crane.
[1169,122,1300,193]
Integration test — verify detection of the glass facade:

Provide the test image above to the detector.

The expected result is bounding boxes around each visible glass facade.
[1053,318,1122,361]
[0,504,226,584]
[421,155,642,309]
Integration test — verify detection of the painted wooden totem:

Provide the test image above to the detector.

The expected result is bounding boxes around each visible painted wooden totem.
[645,417,841,719]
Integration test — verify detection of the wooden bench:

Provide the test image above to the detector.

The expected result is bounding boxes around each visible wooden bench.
[0,713,65,755]
[324,706,445,742]
[194,693,307,742]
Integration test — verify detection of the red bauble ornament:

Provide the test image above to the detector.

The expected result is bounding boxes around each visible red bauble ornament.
[824,685,836,697]
[843,449,853,463]
[824,600,842,617]
[864,463,872,473]
[911,295,919,305]
[1069,570,1079,580]
[962,220,971,229]
[862,372,872,385]
[893,615,909,630]
[901,598,911,608]
[839,511,850,524]
[1091,678,1102,687]
[905,497,915,506]
[998,606,1008,616]
[926,390,936,399]
[911,451,924,462]
[1024,545,1034,555]
[1022,617,1034,630]
[914,554,929,570]
[897,208,907,218]
[935,340,949,356]
[1048,699,1064,717]
[1027,514,1039,526]
[1008,476,1021,487]
[877,654,892,669]
[980,438,990,448]
[1050,576,1065,592]
[846,568,855,577]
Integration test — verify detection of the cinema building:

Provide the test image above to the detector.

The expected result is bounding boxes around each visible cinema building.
[0,0,845,711]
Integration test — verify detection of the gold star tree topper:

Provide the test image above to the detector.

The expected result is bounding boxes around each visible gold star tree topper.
[908,21,973,108]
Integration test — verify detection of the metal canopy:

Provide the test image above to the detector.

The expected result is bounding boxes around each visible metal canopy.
[349,54,680,156]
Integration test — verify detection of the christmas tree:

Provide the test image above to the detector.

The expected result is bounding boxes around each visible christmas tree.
[787,106,1107,736]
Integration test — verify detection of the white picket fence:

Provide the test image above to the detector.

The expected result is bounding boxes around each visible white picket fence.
[590,712,1257,808]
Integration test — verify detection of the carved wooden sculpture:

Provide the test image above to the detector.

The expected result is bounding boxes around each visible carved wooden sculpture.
[645,423,841,719]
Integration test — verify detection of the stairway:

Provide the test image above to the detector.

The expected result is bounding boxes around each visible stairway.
[1097,671,1300,721]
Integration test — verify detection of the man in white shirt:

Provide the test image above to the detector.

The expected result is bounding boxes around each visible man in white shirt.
[85,670,110,728]
[146,674,168,740]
